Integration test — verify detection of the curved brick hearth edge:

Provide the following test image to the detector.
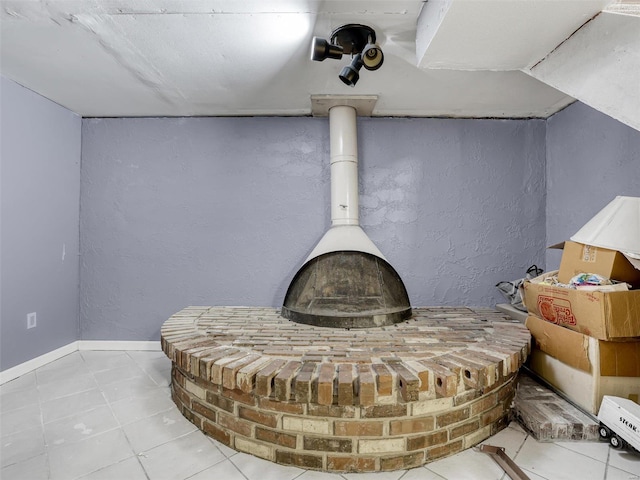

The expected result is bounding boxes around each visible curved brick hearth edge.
[161,306,531,473]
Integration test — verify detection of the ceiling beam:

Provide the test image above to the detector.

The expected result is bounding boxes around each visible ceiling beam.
[523,10,640,132]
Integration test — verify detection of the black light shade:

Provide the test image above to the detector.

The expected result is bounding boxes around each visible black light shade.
[361,42,384,71]
[310,37,343,61]
[311,24,383,86]
[339,54,363,87]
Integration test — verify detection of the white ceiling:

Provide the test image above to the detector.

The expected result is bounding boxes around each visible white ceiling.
[0,0,617,118]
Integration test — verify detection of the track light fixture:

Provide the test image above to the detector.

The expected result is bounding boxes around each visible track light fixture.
[310,24,383,87]
[339,54,363,87]
[361,42,384,71]
[310,37,343,62]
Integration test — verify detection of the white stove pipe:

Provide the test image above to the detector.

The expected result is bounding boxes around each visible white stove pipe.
[330,105,359,226]
[305,105,386,262]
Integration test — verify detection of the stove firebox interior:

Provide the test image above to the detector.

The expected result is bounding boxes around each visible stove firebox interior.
[282,250,411,328]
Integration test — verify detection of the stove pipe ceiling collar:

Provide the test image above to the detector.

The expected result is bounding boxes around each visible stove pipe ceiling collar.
[310,24,384,87]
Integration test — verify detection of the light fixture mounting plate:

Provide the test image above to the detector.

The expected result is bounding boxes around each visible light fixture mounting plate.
[310,95,378,117]
[330,24,376,55]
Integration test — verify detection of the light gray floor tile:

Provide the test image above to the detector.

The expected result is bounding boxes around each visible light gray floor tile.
[518,469,551,480]
[555,439,611,463]
[185,458,248,480]
[208,436,239,458]
[401,467,446,479]
[0,371,37,395]
[137,430,226,480]
[295,469,348,479]
[127,351,166,362]
[99,373,161,403]
[480,422,528,459]
[122,406,196,453]
[77,455,148,480]
[35,353,90,386]
[37,352,84,372]
[424,448,504,480]
[608,449,640,476]
[0,452,48,480]
[605,464,640,480]
[41,388,107,424]
[109,387,173,425]
[507,421,527,434]
[342,471,406,479]
[93,364,148,387]
[0,426,46,468]
[1,402,42,437]
[230,451,304,480]
[80,351,139,373]
[0,384,40,413]
[514,436,607,480]
[37,373,98,402]
[137,356,172,386]
[44,405,119,446]
[48,428,134,480]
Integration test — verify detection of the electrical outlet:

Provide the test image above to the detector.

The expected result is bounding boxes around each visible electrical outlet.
[27,312,37,329]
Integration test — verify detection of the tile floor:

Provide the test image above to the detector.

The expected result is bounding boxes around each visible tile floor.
[1,350,639,480]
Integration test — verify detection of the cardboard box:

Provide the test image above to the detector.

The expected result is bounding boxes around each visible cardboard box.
[522,270,640,340]
[558,240,640,287]
[526,315,640,413]
[525,315,640,376]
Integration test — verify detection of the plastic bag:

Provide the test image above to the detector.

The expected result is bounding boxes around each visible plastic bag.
[496,265,543,311]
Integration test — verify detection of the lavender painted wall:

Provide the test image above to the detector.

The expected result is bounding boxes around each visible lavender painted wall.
[1,78,81,370]
[545,102,640,269]
[80,116,546,341]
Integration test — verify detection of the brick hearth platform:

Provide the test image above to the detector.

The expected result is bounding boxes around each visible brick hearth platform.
[161,306,532,473]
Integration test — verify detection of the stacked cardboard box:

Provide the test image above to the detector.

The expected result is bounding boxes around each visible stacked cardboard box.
[522,241,640,414]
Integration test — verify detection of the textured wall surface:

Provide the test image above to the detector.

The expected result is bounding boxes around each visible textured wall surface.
[545,102,640,269]
[1,78,81,370]
[81,116,546,341]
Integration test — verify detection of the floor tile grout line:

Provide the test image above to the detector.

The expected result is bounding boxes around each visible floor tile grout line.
[34,357,52,480]
[474,426,529,480]
[67,454,147,480]
[604,455,640,478]
[110,402,176,428]
[553,440,609,466]
[125,350,169,388]
[207,437,240,460]
[90,350,172,480]
[397,468,412,479]
[37,351,90,480]
[182,455,248,480]
[0,371,36,395]
[103,351,179,478]
[44,419,124,450]
[5,351,171,479]
[418,465,448,479]
[122,418,197,455]
[80,352,147,480]
[511,430,531,461]
[41,401,109,427]
[38,384,100,407]
[521,466,552,479]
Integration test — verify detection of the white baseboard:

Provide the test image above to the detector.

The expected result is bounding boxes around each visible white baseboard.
[0,341,79,385]
[1,340,162,385]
